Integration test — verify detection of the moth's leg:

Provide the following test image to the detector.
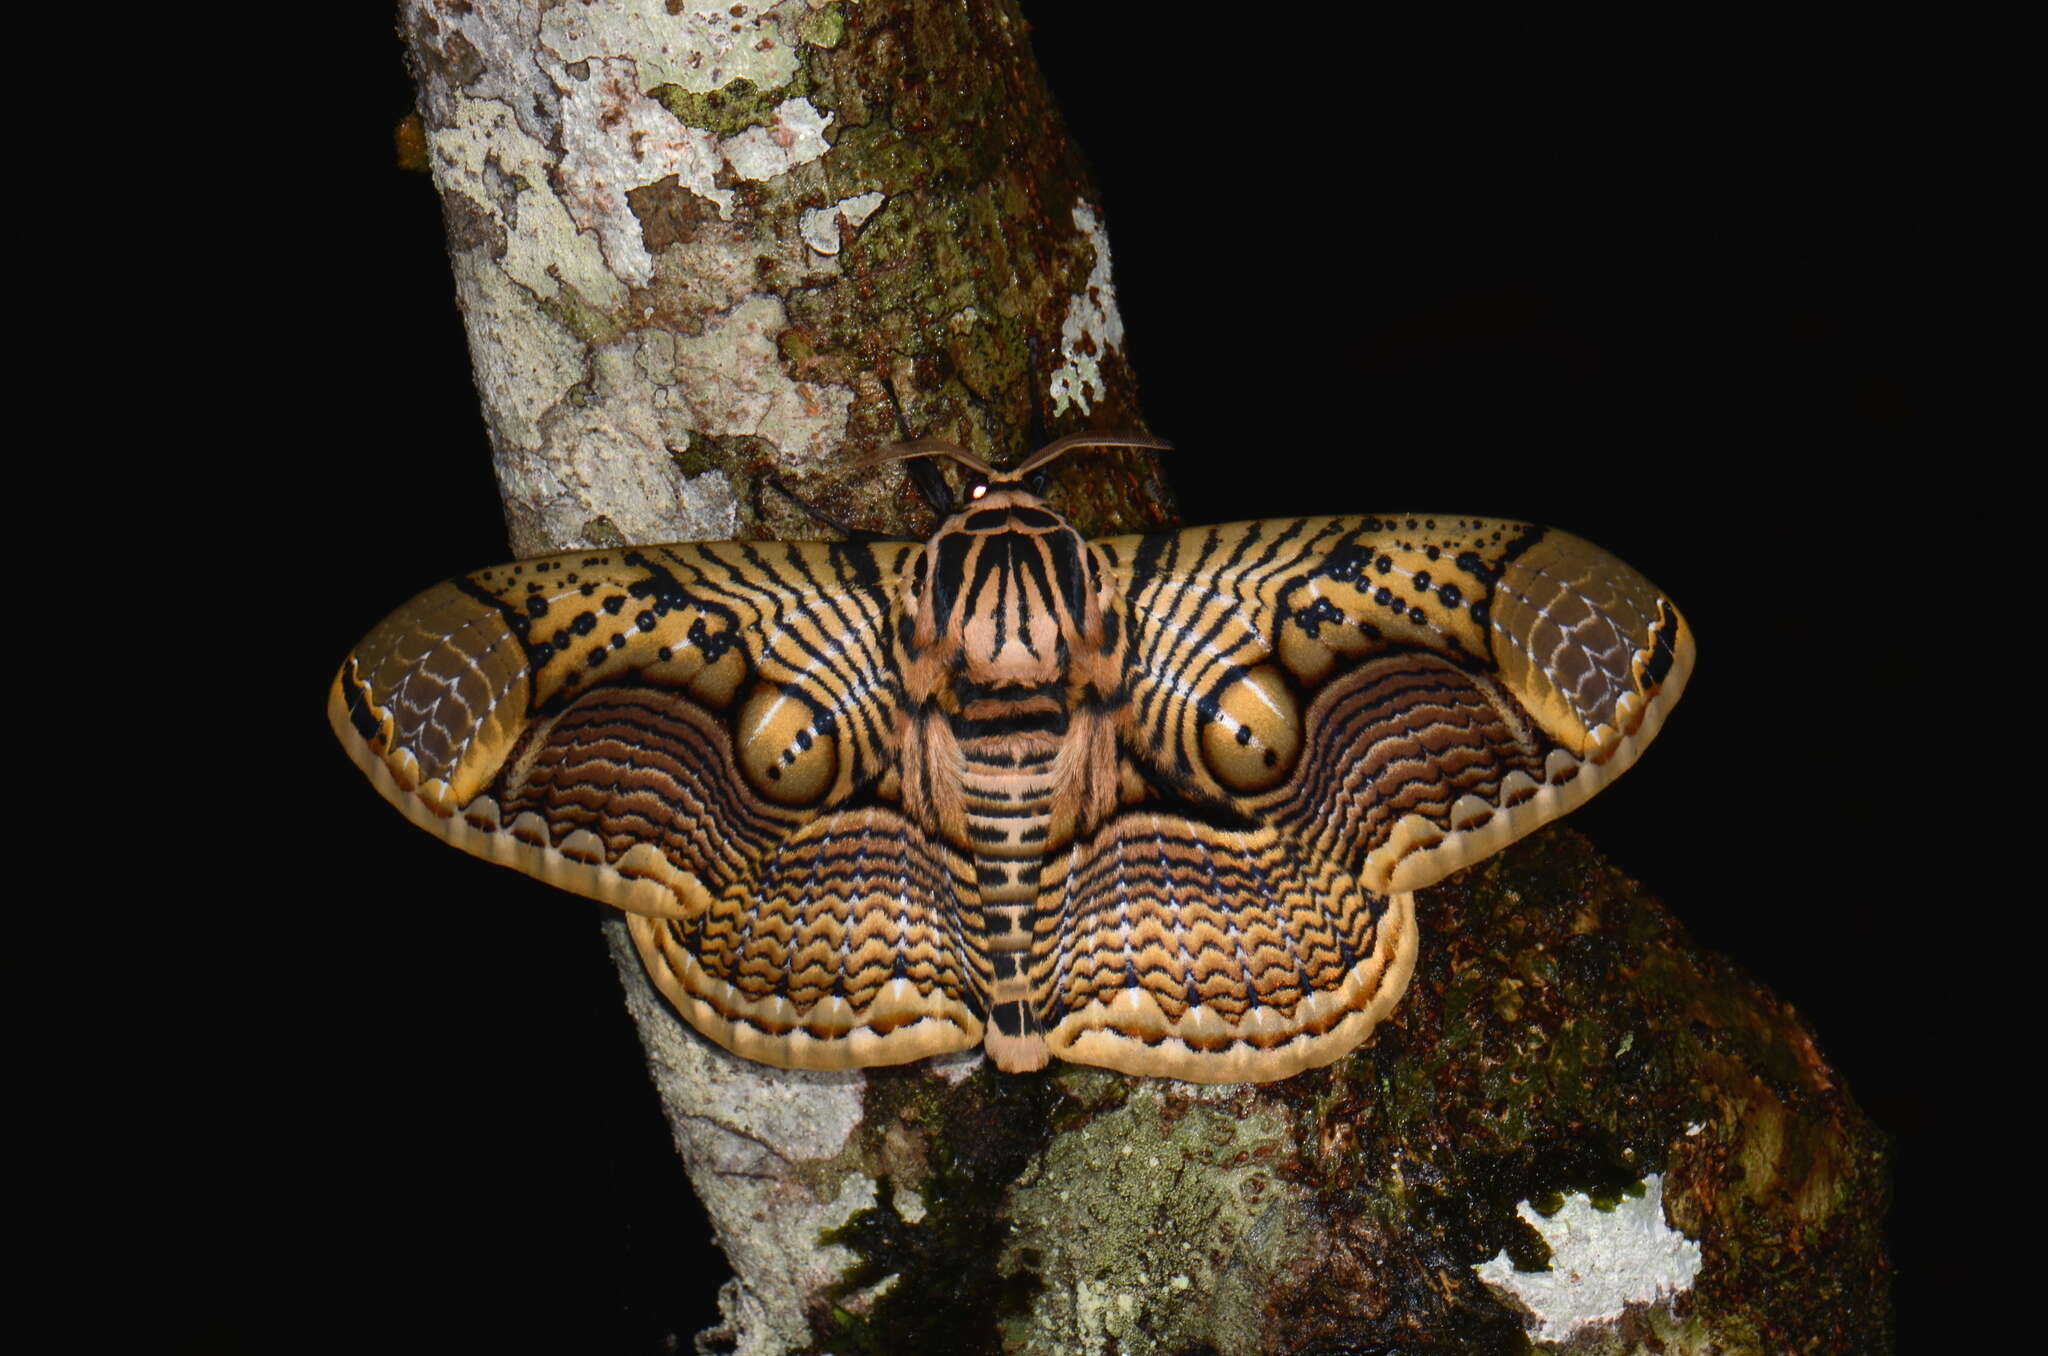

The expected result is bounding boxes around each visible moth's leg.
[763,476,906,543]
[874,376,960,515]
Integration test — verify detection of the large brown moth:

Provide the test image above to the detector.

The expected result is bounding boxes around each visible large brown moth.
[330,436,1692,1083]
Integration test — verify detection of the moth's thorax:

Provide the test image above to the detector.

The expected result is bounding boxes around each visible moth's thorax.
[905,484,1109,698]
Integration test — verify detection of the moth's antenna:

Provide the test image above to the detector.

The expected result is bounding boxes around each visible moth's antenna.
[879,375,917,443]
[862,437,997,478]
[858,373,1165,484]
[1012,431,1171,476]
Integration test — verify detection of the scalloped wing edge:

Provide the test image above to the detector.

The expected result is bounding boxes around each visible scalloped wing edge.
[1046,893,1418,1084]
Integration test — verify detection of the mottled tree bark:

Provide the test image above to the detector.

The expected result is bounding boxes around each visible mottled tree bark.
[396,4,1888,1353]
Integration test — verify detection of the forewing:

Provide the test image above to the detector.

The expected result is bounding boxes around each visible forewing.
[1097,516,1694,893]
[328,540,983,1069]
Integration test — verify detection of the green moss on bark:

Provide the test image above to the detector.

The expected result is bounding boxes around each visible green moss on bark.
[808,829,1888,1354]
[813,1066,1071,1355]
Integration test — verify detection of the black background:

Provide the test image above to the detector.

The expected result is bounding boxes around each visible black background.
[113,9,2008,1353]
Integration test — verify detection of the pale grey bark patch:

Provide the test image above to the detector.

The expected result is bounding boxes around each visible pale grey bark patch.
[603,919,869,1356]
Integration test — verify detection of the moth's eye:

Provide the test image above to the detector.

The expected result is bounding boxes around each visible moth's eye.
[969,481,990,501]
[1026,469,1049,496]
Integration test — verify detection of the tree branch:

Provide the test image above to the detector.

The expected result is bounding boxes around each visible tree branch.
[395,4,1889,1352]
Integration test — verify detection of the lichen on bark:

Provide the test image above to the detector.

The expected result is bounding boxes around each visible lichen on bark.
[399,0,1171,562]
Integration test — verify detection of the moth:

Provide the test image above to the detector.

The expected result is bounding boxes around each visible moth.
[330,436,1692,1083]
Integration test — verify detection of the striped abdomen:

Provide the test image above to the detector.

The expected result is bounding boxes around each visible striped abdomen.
[961,734,1060,942]
[954,727,1062,1070]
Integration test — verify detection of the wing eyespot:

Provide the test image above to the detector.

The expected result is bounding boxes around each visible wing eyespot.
[1197,665,1302,793]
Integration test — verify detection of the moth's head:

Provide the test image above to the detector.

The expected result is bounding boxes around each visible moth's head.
[867,433,1169,673]
[861,430,1171,521]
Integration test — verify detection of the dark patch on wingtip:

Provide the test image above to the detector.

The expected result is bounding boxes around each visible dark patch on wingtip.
[1642,600,1681,690]
[341,659,380,742]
